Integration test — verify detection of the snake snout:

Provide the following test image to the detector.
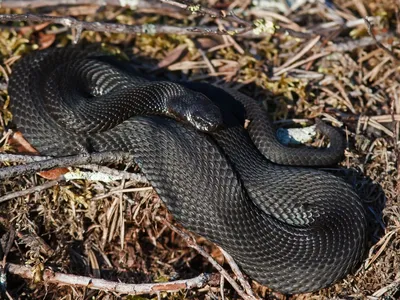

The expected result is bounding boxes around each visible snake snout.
[189,107,223,132]
[187,94,223,132]
[168,91,223,132]
[188,93,223,132]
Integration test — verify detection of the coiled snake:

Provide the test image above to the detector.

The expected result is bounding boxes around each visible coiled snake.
[8,47,367,294]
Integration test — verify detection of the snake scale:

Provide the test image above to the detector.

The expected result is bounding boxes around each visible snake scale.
[7,47,367,294]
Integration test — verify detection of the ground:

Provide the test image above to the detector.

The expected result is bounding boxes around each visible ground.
[0,0,399,299]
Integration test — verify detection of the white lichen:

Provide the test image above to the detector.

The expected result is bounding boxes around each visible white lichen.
[141,23,157,35]
[119,0,139,9]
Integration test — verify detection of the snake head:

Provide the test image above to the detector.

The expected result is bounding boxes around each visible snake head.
[168,91,223,132]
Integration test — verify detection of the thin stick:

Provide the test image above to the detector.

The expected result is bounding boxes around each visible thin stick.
[327,34,392,52]
[0,13,254,41]
[218,247,255,298]
[274,35,321,72]
[162,220,260,300]
[364,17,400,63]
[0,151,134,180]
[0,154,149,183]
[0,153,52,164]
[220,276,225,300]
[0,179,61,203]
[76,164,149,183]
[6,263,211,295]
[0,0,162,9]
[160,0,252,28]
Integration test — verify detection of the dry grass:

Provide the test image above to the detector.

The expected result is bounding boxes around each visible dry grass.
[0,0,399,299]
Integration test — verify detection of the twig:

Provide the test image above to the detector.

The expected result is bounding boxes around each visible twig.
[0,151,134,180]
[218,247,255,298]
[160,0,252,28]
[6,263,211,295]
[0,154,149,183]
[0,0,282,39]
[0,0,163,9]
[327,34,393,53]
[0,226,15,297]
[161,220,260,300]
[91,186,153,201]
[364,17,400,63]
[16,231,54,257]
[0,178,61,203]
[0,153,150,202]
[76,164,148,183]
[273,35,321,73]
[0,13,261,41]
[63,168,148,183]
[0,153,52,164]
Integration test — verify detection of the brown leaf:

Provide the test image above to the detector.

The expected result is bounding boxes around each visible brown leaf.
[157,45,188,69]
[19,22,51,35]
[10,132,67,180]
[196,37,220,49]
[38,32,56,50]
[38,168,69,180]
[8,131,39,154]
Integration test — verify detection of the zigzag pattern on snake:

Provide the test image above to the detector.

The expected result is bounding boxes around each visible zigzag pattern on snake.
[7,47,367,294]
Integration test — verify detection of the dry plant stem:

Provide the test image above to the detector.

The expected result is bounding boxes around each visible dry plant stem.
[0,13,251,40]
[218,247,255,298]
[78,164,148,183]
[0,0,163,9]
[0,154,149,183]
[364,17,400,63]
[0,178,60,203]
[6,263,211,295]
[162,220,260,300]
[160,0,252,28]
[220,276,226,300]
[0,151,134,180]
[328,34,393,52]
[0,153,52,163]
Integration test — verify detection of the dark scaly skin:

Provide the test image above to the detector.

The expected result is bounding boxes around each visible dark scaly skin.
[216,87,346,166]
[8,47,222,155]
[7,47,367,294]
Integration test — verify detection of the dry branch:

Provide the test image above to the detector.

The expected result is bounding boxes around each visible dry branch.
[0,152,149,202]
[0,12,266,43]
[0,153,149,183]
[218,247,255,297]
[75,164,148,182]
[0,0,165,9]
[0,178,60,203]
[0,151,134,180]
[0,14,224,41]
[364,17,400,63]
[162,220,260,300]
[160,0,252,28]
[0,0,281,41]
[0,0,252,28]
[0,153,52,163]
[6,263,211,295]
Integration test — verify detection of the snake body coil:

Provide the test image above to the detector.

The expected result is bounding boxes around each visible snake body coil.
[8,47,367,294]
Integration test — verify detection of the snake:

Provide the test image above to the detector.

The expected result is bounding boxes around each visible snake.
[7,46,367,294]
